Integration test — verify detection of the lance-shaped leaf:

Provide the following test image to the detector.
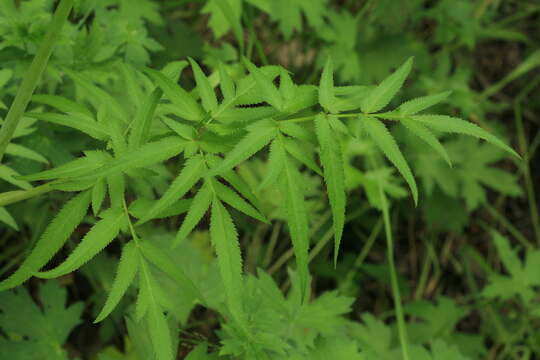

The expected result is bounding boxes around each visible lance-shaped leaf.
[139,239,202,302]
[21,152,110,181]
[91,178,107,216]
[210,197,245,324]
[174,181,213,246]
[258,137,286,190]
[397,91,451,116]
[361,57,413,114]
[363,116,418,204]
[283,137,323,176]
[128,87,163,149]
[138,155,206,225]
[319,57,338,114]
[0,191,91,291]
[95,241,139,323]
[409,114,520,158]
[400,118,451,166]
[37,208,125,279]
[6,143,48,164]
[25,112,108,141]
[212,179,268,223]
[244,59,284,110]
[208,122,277,176]
[31,94,93,118]
[189,58,218,114]
[144,68,204,121]
[281,156,309,299]
[147,301,174,360]
[218,62,236,102]
[315,114,346,266]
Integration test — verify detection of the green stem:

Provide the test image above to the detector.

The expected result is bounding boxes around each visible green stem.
[0,181,58,207]
[379,184,410,360]
[0,0,73,162]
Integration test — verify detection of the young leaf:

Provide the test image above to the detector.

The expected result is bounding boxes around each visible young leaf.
[212,179,268,223]
[208,123,277,176]
[281,156,309,299]
[189,58,218,114]
[210,197,245,323]
[315,114,346,265]
[401,118,451,166]
[94,241,140,323]
[319,57,338,113]
[174,181,213,245]
[244,59,284,110]
[144,68,204,121]
[37,208,125,279]
[363,116,418,204]
[361,57,414,114]
[397,91,451,116]
[0,191,91,290]
[409,114,520,158]
[138,155,206,225]
[218,62,236,101]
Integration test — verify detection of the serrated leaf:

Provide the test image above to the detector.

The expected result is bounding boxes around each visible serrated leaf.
[0,191,91,290]
[218,62,236,101]
[91,178,107,216]
[315,114,346,265]
[258,137,286,190]
[20,156,107,181]
[283,137,323,176]
[410,114,520,158]
[401,118,451,166]
[107,173,125,209]
[95,241,139,323]
[174,181,213,245]
[37,208,125,279]
[26,112,108,141]
[189,58,218,114]
[147,302,174,360]
[138,155,206,225]
[31,94,93,118]
[319,57,338,113]
[363,116,418,204]
[244,60,284,110]
[128,87,163,149]
[208,123,276,176]
[144,68,204,121]
[281,156,309,299]
[361,57,413,113]
[210,198,245,323]
[212,179,268,223]
[279,68,296,99]
[397,91,451,115]
[5,143,48,164]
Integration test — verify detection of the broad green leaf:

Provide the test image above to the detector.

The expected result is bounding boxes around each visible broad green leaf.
[361,57,413,113]
[144,68,204,121]
[139,240,201,302]
[5,143,48,164]
[95,241,140,323]
[0,191,91,290]
[281,156,309,299]
[315,114,346,265]
[401,118,451,166]
[208,123,276,176]
[26,112,108,141]
[212,179,268,223]
[91,178,107,216]
[363,116,418,204]
[244,60,283,110]
[31,94,93,118]
[258,137,286,190]
[410,114,520,158]
[218,62,236,101]
[138,155,206,225]
[174,182,213,245]
[210,198,245,324]
[189,58,218,114]
[128,87,163,149]
[319,57,338,113]
[279,68,296,99]
[37,208,125,279]
[397,91,451,116]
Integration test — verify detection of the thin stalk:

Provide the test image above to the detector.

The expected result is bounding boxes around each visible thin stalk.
[0,181,59,207]
[379,184,410,360]
[0,0,74,162]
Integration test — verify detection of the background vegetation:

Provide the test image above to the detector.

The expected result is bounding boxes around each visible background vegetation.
[0,0,539,359]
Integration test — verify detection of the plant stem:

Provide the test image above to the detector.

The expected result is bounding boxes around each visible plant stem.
[0,0,74,162]
[379,184,410,360]
[0,181,58,207]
